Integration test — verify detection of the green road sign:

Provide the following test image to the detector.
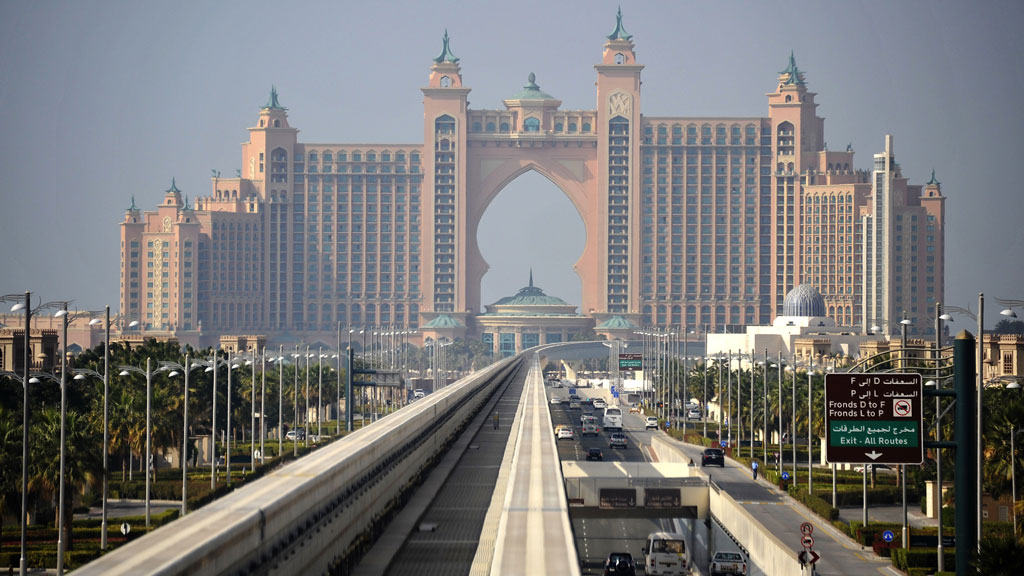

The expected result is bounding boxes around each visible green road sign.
[618,353,642,370]
[824,373,923,465]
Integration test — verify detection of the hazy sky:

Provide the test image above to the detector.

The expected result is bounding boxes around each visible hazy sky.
[1,1,1022,326]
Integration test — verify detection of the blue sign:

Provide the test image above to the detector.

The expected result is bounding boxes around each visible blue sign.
[882,530,895,543]
[720,440,727,448]
[782,472,790,481]
[568,388,577,396]
[610,385,616,395]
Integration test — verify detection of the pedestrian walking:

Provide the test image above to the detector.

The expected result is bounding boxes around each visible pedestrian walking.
[752,460,759,480]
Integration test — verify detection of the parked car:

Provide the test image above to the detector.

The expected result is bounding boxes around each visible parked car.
[709,551,747,576]
[609,432,628,449]
[587,447,604,461]
[603,552,636,576]
[645,416,659,430]
[701,448,725,467]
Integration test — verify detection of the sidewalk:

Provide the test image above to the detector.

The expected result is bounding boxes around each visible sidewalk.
[662,437,899,576]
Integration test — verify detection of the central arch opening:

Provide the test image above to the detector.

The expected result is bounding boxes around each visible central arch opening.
[477,170,585,312]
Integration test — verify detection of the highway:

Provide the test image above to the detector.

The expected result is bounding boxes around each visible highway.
[548,385,750,576]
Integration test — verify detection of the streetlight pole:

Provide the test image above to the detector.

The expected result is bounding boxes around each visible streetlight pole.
[808,359,813,494]
[702,348,708,438]
[777,351,783,473]
[293,346,299,455]
[278,345,284,457]
[4,291,31,576]
[260,348,266,465]
[318,347,324,441]
[162,354,199,516]
[763,347,768,465]
[118,359,153,527]
[900,311,912,548]
[305,347,311,445]
[227,356,236,486]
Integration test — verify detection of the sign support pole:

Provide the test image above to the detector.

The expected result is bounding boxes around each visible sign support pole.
[954,331,977,575]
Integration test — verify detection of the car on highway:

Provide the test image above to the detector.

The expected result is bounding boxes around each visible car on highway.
[603,552,635,575]
[580,411,596,424]
[412,389,425,399]
[709,551,747,576]
[555,425,574,440]
[609,432,628,449]
[644,532,689,575]
[701,448,725,467]
[550,396,562,405]
[854,463,894,473]
[582,422,600,436]
[645,416,659,430]
[592,398,607,409]
[587,447,604,461]
[687,408,701,420]
[569,400,581,410]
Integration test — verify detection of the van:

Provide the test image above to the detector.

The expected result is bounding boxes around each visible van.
[602,406,623,431]
[643,532,689,575]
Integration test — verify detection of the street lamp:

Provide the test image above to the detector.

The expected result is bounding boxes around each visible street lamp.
[195,352,230,489]
[160,355,201,515]
[118,359,153,527]
[900,312,913,548]
[83,306,112,550]
[2,291,31,576]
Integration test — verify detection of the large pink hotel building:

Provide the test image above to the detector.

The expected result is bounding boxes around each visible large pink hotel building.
[120,11,944,345]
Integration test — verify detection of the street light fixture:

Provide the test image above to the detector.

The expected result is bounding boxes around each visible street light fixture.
[2,291,31,576]
[118,359,153,527]
[160,355,201,515]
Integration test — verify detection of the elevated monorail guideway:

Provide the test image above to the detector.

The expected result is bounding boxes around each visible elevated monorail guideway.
[486,354,581,575]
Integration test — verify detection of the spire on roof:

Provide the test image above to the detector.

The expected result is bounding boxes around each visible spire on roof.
[779,51,806,86]
[926,169,941,186]
[183,195,191,210]
[606,6,632,41]
[262,86,286,110]
[529,268,534,288]
[433,29,460,64]
[127,195,138,211]
[166,178,180,194]
[846,143,854,152]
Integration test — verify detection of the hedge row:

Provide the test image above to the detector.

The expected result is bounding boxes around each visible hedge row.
[787,484,839,521]
[890,548,955,572]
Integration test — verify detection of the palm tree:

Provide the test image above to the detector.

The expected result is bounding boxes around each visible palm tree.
[973,536,1024,575]
[29,407,99,551]
[0,405,21,521]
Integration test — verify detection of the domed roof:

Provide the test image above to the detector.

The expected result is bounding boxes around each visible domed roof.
[489,270,570,308]
[782,284,826,317]
[508,73,556,101]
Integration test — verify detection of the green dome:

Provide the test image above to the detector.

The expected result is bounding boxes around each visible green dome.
[509,73,556,100]
[595,315,638,330]
[492,284,568,307]
[423,314,462,328]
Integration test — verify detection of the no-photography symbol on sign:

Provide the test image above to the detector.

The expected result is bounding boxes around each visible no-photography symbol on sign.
[893,399,912,417]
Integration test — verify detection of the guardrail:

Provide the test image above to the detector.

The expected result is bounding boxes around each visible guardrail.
[74,354,525,576]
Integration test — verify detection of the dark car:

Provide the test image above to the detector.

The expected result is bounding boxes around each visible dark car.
[586,447,604,461]
[603,552,635,576]
[701,448,725,467]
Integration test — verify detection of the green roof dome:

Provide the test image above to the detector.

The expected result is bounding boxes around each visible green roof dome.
[595,315,638,330]
[509,73,555,100]
[490,271,569,307]
[423,314,462,328]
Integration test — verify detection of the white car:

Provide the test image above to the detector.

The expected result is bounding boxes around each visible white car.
[709,551,747,576]
[550,396,562,405]
[645,416,659,430]
[609,432,628,448]
[556,426,574,440]
[592,398,607,409]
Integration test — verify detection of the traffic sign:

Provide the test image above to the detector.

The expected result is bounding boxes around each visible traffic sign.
[720,440,727,448]
[782,471,790,481]
[618,353,642,370]
[800,522,814,536]
[121,522,131,536]
[882,530,895,543]
[801,534,814,548]
[798,550,821,565]
[824,373,923,465]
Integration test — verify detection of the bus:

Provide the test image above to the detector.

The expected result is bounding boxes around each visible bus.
[643,532,689,575]
[602,406,623,431]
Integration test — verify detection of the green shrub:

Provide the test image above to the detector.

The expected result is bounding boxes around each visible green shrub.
[788,485,839,521]
[890,548,955,571]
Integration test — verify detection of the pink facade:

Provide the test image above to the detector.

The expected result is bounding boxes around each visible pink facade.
[118,11,944,345]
